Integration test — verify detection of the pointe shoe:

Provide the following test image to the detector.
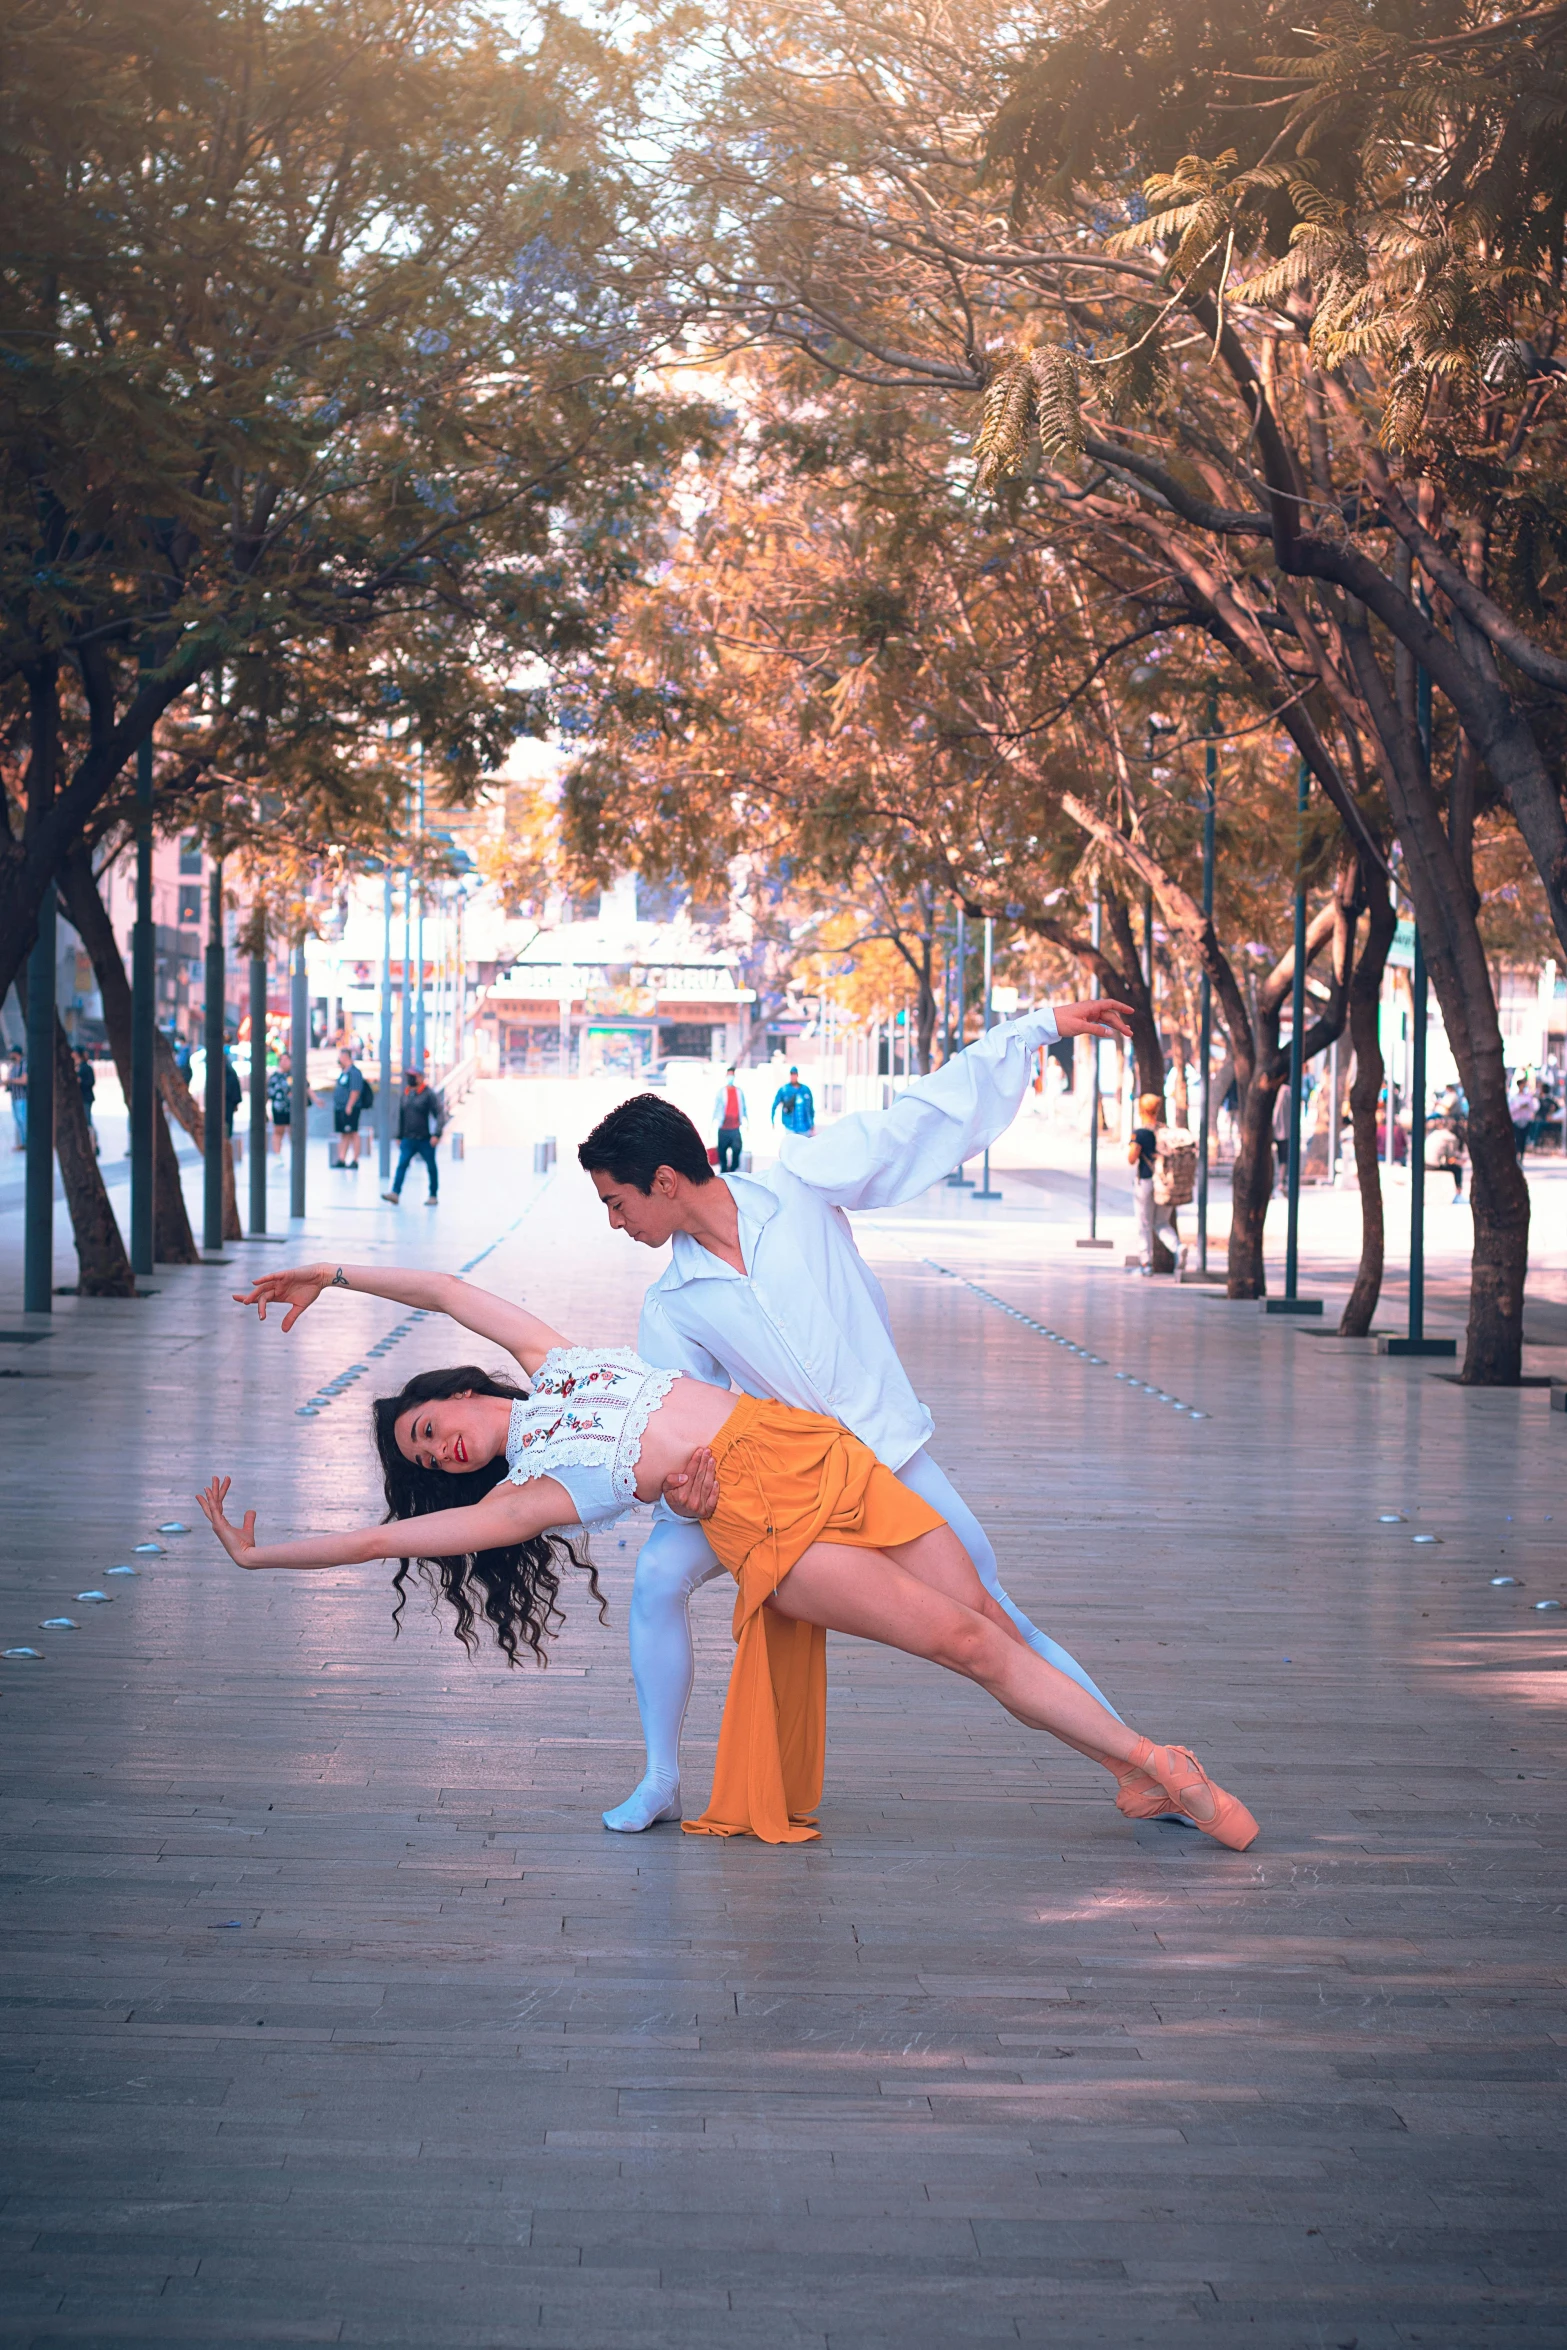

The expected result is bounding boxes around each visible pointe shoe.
[602,1775,682,1834]
[1112,1760,1181,1821]
[1125,1738,1259,1851]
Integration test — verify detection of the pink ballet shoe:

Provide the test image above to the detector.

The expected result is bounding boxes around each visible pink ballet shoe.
[1111,1760,1180,1820]
[1126,1738,1259,1851]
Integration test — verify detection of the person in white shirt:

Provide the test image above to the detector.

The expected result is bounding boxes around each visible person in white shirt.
[579,993,1136,1833]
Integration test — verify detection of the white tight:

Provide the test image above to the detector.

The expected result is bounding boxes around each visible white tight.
[602,1446,1121,1831]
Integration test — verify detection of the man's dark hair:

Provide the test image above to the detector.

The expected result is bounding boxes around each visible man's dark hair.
[578,1093,714,1192]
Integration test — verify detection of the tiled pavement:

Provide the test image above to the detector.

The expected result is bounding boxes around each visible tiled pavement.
[1,1142,1564,2347]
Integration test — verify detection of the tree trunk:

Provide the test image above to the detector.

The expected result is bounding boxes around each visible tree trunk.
[155,1041,242,1241]
[1226,1066,1285,1296]
[1340,619,1529,1380]
[1104,890,1165,1098]
[222,1127,242,1243]
[51,1012,136,1296]
[1458,1047,1529,1383]
[57,848,199,1264]
[1339,894,1396,1336]
[916,964,937,1074]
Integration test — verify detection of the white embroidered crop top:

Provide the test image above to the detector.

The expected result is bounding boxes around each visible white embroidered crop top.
[504,1346,678,1529]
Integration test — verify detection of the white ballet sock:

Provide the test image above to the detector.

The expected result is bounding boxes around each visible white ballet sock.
[602,1516,725,1833]
[602,1771,682,1833]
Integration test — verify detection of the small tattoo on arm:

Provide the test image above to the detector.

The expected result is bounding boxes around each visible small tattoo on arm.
[331,1267,349,1289]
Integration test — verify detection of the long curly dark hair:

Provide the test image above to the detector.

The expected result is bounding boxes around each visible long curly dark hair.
[372,1365,606,1667]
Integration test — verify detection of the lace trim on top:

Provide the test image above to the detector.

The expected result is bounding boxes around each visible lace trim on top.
[504,1347,678,1508]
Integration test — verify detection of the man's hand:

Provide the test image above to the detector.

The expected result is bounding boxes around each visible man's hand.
[662,1445,719,1522]
[232,1264,330,1330]
[196,1475,260,1566]
[1053,997,1135,1041]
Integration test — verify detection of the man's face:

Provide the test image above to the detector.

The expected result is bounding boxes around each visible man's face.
[338,1051,351,1068]
[589,1166,685,1249]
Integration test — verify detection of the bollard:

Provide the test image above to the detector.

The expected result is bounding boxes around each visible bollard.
[449,1130,465,1162]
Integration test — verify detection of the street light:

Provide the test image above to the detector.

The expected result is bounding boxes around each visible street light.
[1265,762,1323,1316]
[1377,627,1457,1359]
[972,916,1003,1200]
[946,903,974,1188]
[1078,889,1112,1249]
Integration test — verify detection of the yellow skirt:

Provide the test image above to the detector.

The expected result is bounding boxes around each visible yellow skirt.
[684,1395,945,1845]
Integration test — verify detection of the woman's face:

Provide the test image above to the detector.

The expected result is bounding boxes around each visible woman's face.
[395,1391,508,1475]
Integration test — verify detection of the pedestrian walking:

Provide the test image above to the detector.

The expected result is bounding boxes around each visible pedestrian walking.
[209,1253,1260,1853]
[711,1065,747,1172]
[771,1064,815,1138]
[1129,1092,1186,1274]
[6,1044,27,1149]
[1508,1076,1537,1159]
[1426,1106,1467,1199]
[267,1052,307,1154]
[74,1048,99,1154]
[382,1068,443,1204]
[332,1048,371,1171]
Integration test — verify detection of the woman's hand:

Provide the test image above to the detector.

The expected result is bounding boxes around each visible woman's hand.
[196,1475,261,1566]
[232,1263,332,1330]
[662,1445,719,1522]
[1054,997,1135,1042]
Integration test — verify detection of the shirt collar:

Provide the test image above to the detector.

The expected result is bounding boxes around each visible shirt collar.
[668,1173,778,1281]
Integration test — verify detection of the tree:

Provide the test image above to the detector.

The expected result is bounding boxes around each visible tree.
[634,0,1566,1380]
[1,0,714,1005]
[561,359,1378,1293]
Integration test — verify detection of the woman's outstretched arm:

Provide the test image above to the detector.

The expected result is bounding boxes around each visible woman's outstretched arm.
[231,1261,571,1375]
[195,1470,575,1571]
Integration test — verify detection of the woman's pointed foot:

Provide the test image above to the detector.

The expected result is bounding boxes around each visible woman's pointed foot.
[1112,1760,1181,1820]
[602,1773,682,1833]
[1125,1738,1259,1850]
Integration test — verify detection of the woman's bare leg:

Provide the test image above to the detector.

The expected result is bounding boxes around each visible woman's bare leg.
[763,1533,1257,1845]
[851,1523,1127,1775]
[765,1533,1146,1764]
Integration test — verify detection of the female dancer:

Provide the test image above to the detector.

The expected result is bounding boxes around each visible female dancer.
[199,1259,1259,1851]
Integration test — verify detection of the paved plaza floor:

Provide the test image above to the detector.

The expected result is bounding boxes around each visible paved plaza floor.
[2,1125,1564,2347]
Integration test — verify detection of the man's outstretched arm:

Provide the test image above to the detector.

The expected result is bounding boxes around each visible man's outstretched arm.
[780,999,1132,1212]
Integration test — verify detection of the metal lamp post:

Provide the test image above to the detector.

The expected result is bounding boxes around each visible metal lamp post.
[1265,763,1323,1315]
[1193,689,1219,1280]
[414,748,426,1072]
[1078,890,1113,1248]
[22,886,56,1313]
[972,917,1002,1200]
[1378,634,1457,1358]
[289,934,308,1220]
[129,728,156,1276]
[248,921,267,1234]
[379,861,394,1181]
[946,903,974,1187]
[202,850,226,1253]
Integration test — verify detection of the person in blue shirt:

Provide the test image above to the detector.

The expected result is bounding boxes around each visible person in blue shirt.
[333,1048,369,1170]
[771,1065,815,1137]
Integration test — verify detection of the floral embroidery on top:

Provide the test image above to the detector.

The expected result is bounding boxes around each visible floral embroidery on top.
[503,1346,678,1527]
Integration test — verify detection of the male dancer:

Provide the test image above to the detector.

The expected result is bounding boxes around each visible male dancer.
[579,993,1135,1832]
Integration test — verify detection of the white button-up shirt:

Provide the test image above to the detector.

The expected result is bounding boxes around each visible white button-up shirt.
[637,1006,1060,1468]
